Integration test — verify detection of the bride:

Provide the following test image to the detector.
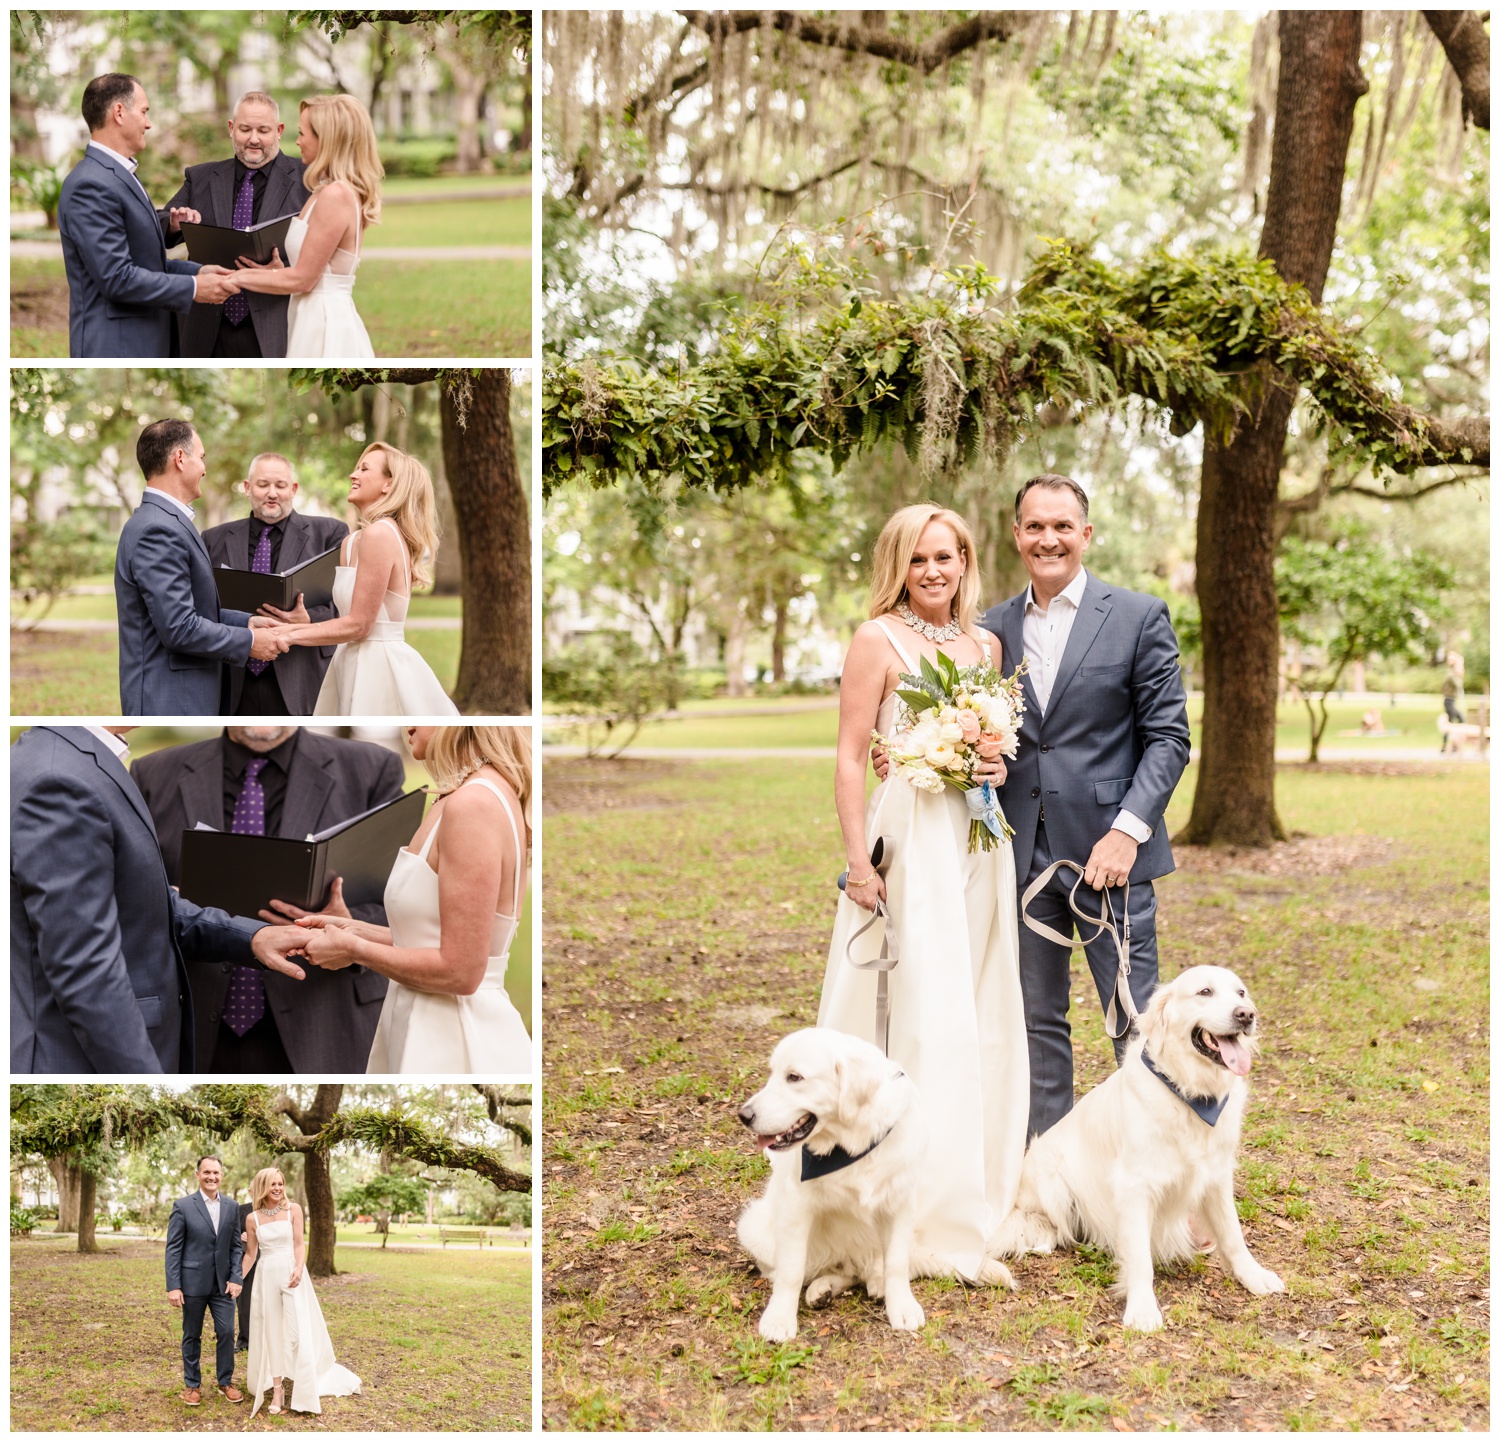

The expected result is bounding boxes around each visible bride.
[287,725,532,1074]
[243,1167,359,1418]
[818,503,1029,1283]
[232,93,379,358]
[256,442,458,715]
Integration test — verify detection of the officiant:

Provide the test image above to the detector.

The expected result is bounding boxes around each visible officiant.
[203,453,346,716]
[163,91,308,359]
[131,726,406,1073]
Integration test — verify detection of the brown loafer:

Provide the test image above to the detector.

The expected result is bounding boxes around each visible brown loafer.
[219,1384,246,1403]
[182,1388,201,1406]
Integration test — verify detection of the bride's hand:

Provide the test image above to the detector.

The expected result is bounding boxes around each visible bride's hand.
[260,876,353,924]
[286,1265,302,1289]
[845,871,886,913]
[294,916,363,970]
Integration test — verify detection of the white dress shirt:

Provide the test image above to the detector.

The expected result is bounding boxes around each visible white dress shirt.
[144,486,199,523]
[199,1190,221,1231]
[83,725,130,763]
[1023,567,1152,844]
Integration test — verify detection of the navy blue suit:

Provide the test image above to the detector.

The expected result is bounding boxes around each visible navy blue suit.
[115,490,254,715]
[165,1191,244,1389]
[10,727,266,1073]
[982,571,1190,1135]
[57,145,198,358]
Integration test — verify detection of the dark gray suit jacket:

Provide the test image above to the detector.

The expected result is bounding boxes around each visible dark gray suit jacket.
[202,511,348,715]
[164,152,309,358]
[165,1192,244,1296]
[10,727,266,1074]
[115,491,254,716]
[131,730,406,1072]
[981,571,1191,885]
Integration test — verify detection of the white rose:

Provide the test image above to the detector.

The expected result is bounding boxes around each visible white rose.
[927,740,957,769]
[903,764,944,794]
[939,721,963,744]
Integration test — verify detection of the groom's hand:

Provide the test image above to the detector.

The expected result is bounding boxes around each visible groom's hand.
[251,924,310,980]
[248,627,290,662]
[194,265,241,304]
[1084,829,1139,891]
[167,1289,184,1308]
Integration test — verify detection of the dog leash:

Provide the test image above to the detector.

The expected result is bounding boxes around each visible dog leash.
[1020,858,1140,1040]
[838,835,898,1055]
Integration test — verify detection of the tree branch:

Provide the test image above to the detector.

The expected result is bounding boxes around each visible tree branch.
[1422,11,1490,129]
[680,10,1031,74]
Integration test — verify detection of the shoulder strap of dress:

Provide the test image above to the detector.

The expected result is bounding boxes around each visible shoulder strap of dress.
[379,516,410,589]
[872,618,918,672]
[464,775,524,915]
[416,803,441,862]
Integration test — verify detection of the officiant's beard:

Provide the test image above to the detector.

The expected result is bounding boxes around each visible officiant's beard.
[229,726,295,752]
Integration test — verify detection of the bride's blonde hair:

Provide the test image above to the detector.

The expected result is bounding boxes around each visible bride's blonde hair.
[301,94,383,226]
[248,1167,285,1214]
[421,726,532,844]
[867,503,982,632]
[357,442,440,588]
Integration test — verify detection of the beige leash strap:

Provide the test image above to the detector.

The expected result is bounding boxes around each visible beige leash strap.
[844,836,898,1055]
[1020,858,1139,1040]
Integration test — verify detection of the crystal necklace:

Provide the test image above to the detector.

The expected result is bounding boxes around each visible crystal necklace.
[897,601,962,644]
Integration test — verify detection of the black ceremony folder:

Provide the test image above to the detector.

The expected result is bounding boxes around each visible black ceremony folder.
[178,787,429,918]
[213,542,341,613]
[178,213,297,266]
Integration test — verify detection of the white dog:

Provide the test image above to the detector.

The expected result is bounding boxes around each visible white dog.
[737,1027,1012,1340]
[993,964,1284,1331]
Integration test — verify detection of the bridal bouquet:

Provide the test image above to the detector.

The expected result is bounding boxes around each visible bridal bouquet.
[874,651,1028,852]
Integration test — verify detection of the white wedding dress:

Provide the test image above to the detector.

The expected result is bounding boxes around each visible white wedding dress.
[817,620,1030,1282]
[247,1215,360,1417]
[284,193,375,359]
[367,774,533,1074]
[313,518,459,716]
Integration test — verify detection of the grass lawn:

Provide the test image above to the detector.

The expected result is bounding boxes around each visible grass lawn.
[11,1235,531,1430]
[9,255,529,358]
[11,593,465,624]
[383,174,530,200]
[366,197,530,249]
[334,1225,531,1248]
[545,699,1460,756]
[542,757,1488,1430]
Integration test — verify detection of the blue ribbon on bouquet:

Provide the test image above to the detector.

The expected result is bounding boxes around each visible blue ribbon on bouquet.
[964,779,1005,839]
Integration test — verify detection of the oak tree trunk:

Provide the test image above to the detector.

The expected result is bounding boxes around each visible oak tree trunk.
[444,371,532,713]
[1181,11,1368,846]
[76,1170,98,1254]
[294,1085,344,1279]
[772,599,789,682]
[49,1155,81,1233]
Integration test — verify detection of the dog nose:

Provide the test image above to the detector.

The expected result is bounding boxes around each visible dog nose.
[1233,1005,1256,1028]
[737,1103,756,1128]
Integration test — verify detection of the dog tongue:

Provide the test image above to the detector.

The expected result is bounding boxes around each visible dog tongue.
[1216,1033,1253,1076]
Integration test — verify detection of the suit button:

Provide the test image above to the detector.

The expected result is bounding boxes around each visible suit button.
[210,1010,220,1022]
[1031,787,1041,798]
[221,964,233,975]
[1040,744,1051,753]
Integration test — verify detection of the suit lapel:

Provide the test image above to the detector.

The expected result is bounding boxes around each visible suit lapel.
[1046,572,1113,714]
[147,494,211,564]
[210,159,236,228]
[279,512,311,571]
[279,735,334,839]
[228,518,251,571]
[93,149,161,236]
[263,156,295,220]
[54,727,162,843]
[997,593,1041,717]
[178,744,227,830]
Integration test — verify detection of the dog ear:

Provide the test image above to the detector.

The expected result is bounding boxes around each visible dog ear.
[1140,981,1173,1052]
[834,1050,885,1125]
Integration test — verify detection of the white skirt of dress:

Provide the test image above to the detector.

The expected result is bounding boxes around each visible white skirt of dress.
[314,633,459,716]
[367,979,533,1074]
[286,283,375,360]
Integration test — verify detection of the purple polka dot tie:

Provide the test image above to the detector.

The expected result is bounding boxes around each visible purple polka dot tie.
[245,523,274,676]
[223,170,254,326]
[222,757,270,1036]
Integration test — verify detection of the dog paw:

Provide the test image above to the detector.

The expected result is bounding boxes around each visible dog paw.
[757,1308,799,1342]
[1237,1264,1285,1296]
[805,1274,847,1309]
[977,1257,1019,1292]
[886,1295,926,1332]
[1121,1297,1164,1333]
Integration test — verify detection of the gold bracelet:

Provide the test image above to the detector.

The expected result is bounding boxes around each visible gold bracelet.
[846,871,878,888]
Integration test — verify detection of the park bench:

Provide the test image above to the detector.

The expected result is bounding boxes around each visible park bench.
[1438,699,1489,754]
[436,1224,529,1247]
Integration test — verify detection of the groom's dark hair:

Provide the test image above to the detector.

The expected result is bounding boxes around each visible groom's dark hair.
[82,73,142,133]
[1015,473,1090,522]
[137,419,198,480]
[195,1154,222,1171]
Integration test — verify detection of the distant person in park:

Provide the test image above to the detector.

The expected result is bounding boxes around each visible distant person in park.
[1443,652,1466,725]
[131,725,405,1071]
[284,726,533,1073]
[10,726,310,1073]
[114,419,289,714]
[231,94,382,358]
[201,452,347,715]
[163,91,310,359]
[255,442,459,715]
[242,1166,360,1416]
[56,73,241,358]
[165,1156,247,1407]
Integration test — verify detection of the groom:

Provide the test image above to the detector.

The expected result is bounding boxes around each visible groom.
[115,418,288,714]
[981,474,1191,1138]
[165,1156,245,1407]
[56,74,240,358]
